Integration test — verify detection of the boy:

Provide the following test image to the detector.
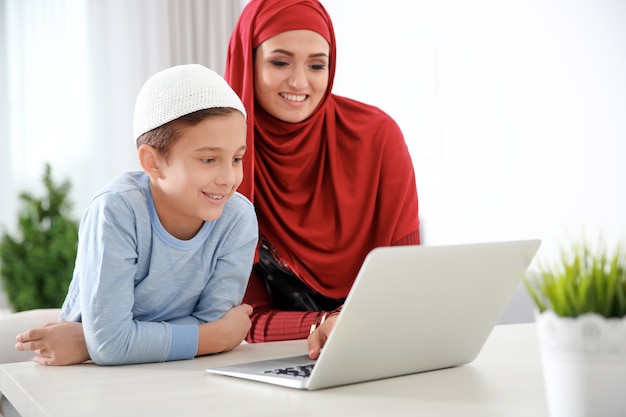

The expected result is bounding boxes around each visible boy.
[15,64,258,365]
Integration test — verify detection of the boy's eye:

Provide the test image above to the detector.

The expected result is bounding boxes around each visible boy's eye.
[200,158,215,164]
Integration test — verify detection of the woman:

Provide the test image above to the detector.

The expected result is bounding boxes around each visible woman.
[225,0,420,358]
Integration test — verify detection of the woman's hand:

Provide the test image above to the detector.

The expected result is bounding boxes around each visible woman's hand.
[307,312,339,359]
[15,321,90,366]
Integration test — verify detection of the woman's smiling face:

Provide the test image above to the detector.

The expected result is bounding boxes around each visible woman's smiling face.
[253,30,330,123]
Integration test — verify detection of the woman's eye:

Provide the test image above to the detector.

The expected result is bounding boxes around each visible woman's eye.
[310,63,326,71]
[233,157,244,164]
[270,60,288,67]
[200,158,215,164]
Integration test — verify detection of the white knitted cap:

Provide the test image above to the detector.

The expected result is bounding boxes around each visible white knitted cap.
[133,64,246,142]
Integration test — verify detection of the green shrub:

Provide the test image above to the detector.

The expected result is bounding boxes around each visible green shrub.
[524,242,626,318]
[0,163,78,311]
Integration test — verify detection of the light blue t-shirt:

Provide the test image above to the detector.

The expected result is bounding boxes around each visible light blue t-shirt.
[60,171,258,365]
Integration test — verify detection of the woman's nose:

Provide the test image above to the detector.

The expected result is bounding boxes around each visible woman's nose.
[288,66,308,90]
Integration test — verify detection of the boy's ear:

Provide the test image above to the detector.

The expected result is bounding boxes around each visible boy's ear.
[138,144,162,179]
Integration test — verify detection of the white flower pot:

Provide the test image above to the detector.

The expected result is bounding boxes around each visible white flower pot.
[536,311,626,417]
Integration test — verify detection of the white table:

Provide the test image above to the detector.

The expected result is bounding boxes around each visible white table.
[0,323,548,417]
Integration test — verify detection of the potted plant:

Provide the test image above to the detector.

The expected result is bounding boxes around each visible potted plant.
[524,241,626,417]
[0,163,79,312]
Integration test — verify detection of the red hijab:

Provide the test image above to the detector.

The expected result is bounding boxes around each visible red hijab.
[226,0,419,298]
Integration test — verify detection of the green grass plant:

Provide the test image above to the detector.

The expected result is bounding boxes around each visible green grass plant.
[524,242,626,318]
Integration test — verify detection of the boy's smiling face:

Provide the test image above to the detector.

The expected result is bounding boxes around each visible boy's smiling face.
[145,111,247,240]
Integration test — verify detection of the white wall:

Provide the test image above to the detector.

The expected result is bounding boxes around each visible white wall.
[325,0,626,250]
[322,0,626,322]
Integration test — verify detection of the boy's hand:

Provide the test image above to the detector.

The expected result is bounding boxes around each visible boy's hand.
[218,304,253,351]
[197,304,252,355]
[15,321,90,366]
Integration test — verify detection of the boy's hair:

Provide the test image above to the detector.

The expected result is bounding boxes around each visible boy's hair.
[136,107,237,161]
[133,64,246,145]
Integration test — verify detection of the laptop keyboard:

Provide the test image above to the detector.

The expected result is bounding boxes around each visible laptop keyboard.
[264,363,315,378]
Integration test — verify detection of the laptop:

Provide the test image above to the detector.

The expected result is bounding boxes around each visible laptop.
[206,239,541,390]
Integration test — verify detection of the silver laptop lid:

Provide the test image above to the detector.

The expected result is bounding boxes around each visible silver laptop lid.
[306,239,541,389]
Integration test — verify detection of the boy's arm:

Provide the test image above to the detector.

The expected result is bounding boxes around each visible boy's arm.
[14,303,253,365]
